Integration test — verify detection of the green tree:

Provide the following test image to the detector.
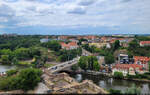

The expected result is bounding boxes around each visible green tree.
[78,56,88,71]
[87,56,98,70]
[148,61,150,72]
[6,69,18,77]
[18,68,42,91]
[14,48,30,60]
[114,71,124,79]
[12,57,19,65]
[0,68,42,91]
[71,64,79,71]
[43,41,61,51]
[93,61,100,71]
[105,53,115,64]
[113,40,120,51]
[109,89,122,94]
[1,55,10,64]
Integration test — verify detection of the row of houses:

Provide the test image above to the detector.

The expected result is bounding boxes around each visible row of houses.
[112,56,150,76]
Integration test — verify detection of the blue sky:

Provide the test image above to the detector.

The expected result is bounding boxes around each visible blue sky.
[0,0,150,35]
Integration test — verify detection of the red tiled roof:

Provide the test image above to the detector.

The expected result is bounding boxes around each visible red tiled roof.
[140,41,150,45]
[60,42,78,49]
[113,64,143,70]
[134,56,150,62]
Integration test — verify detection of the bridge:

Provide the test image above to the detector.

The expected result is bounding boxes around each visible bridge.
[46,57,80,74]
[44,48,92,74]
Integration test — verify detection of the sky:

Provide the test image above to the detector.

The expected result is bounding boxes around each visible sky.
[0,0,150,35]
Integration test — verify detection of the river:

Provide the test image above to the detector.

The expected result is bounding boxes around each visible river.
[69,73,150,94]
[0,64,16,72]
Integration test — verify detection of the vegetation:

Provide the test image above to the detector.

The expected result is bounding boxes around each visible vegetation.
[78,56,100,71]
[114,72,124,79]
[71,64,79,71]
[0,68,42,91]
[126,73,150,80]
[6,69,18,77]
[109,89,122,94]
[57,48,82,62]
[41,40,61,51]
[128,39,150,57]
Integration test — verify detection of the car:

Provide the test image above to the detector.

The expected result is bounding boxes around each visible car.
[54,66,57,70]
[68,62,72,64]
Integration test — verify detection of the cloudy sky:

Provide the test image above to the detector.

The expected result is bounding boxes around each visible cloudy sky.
[0,0,150,35]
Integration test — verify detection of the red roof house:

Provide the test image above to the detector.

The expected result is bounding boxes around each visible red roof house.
[60,42,78,50]
[140,41,150,47]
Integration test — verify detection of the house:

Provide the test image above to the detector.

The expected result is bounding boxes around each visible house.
[140,41,150,47]
[60,42,78,50]
[134,56,150,71]
[118,54,129,64]
[40,36,50,43]
[112,64,143,76]
[89,42,111,49]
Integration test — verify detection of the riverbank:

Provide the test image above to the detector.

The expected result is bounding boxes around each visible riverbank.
[60,70,150,83]
[69,73,150,94]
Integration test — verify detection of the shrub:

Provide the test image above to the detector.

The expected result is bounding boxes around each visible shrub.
[114,72,124,79]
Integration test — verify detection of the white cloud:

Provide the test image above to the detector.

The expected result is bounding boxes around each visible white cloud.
[0,0,149,32]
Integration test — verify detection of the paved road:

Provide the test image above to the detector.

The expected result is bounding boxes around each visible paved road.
[47,57,80,73]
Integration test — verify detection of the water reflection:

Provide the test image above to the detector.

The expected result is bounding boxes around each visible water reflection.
[71,73,150,94]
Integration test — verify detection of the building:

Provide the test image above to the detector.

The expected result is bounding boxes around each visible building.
[40,36,50,43]
[118,54,129,64]
[134,56,150,71]
[140,41,150,47]
[89,42,111,49]
[112,64,143,76]
[60,42,78,50]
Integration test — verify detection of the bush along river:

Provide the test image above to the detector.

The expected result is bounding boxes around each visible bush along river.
[69,73,150,94]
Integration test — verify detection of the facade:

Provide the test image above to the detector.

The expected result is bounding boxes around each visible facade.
[60,42,78,50]
[112,64,143,76]
[140,41,150,47]
[118,54,129,64]
[89,42,111,48]
[40,38,50,43]
[134,56,150,71]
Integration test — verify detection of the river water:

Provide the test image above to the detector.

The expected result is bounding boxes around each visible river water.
[70,73,150,94]
[0,64,16,72]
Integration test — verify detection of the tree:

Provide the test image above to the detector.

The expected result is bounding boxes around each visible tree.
[93,61,100,71]
[0,68,42,91]
[109,89,122,94]
[114,71,124,79]
[71,64,79,71]
[78,56,88,71]
[148,61,150,72]
[6,69,18,77]
[113,40,120,51]
[105,53,115,64]
[43,41,61,51]
[12,57,19,65]
[1,55,10,64]
[87,56,98,70]
[18,68,42,91]
[14,48,30,60]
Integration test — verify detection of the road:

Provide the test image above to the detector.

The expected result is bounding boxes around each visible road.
[47,56,80,73]
[45,48,92,74]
